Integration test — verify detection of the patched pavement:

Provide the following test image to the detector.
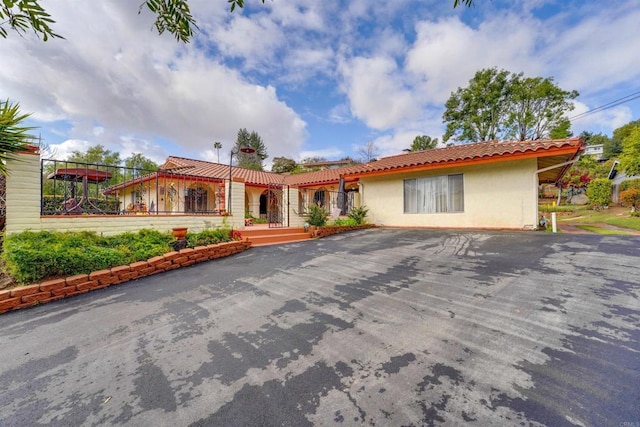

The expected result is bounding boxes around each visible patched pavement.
[0,229,638,426]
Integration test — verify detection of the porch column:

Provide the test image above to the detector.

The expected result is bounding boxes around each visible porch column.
[5,146,42,235]
[287,187,304,227]
[230,177,245,228]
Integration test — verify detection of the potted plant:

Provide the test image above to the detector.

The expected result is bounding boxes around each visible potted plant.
[172,227,188,239]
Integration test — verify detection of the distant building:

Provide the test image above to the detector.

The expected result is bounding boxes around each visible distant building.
[301,159,354,171]
[583,144,604,160]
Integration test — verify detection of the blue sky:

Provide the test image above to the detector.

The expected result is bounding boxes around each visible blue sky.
[1,0,638,169]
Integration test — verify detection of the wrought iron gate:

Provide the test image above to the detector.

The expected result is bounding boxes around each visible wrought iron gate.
[267,184,288,228]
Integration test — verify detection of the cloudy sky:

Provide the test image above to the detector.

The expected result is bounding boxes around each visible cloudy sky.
[1,0,639,168]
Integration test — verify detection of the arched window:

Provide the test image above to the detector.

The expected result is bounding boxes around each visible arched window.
[313,187,327,207]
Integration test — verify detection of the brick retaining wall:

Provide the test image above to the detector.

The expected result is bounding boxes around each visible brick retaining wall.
[0,240,252,314]
[315,224,375,238]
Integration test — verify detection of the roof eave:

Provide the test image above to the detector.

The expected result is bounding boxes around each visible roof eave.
[345,144,583,179]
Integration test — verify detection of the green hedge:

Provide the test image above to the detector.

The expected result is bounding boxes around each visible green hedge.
[586,178,612,209]
[2,229,174,284]
[185,228,232,247]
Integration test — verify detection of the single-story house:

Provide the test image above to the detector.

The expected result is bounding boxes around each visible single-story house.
[342,138,584,229]
[105,137,583,230]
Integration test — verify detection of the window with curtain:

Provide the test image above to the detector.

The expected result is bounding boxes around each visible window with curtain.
[404,174,464,213]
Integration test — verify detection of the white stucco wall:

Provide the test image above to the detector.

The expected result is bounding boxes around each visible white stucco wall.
[360,159,539,229]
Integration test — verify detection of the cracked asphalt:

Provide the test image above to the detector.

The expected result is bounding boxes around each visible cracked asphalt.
[0,229,639,426]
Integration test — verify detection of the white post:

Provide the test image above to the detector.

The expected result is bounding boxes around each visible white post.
[551,212,557,233]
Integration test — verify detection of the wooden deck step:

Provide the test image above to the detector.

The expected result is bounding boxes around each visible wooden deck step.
[239,227,312,247]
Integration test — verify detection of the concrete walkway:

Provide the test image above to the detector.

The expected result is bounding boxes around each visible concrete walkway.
[0,229,638,426]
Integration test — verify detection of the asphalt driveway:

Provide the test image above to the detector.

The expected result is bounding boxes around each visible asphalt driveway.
[0,229,638,426]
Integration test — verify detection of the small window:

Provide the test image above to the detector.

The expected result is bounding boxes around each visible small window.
[404,174,464,213]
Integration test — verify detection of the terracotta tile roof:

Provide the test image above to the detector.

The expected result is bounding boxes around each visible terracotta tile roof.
[283,168,343,186]
[162,156,285,186]
[342,138,584,177]
[157,138,583,188]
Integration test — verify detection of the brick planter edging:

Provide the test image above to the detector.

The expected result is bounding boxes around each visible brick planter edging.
[0,240,252,315]
[315,224,375,238]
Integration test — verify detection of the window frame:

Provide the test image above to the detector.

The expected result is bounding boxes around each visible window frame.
[403,173,464,214]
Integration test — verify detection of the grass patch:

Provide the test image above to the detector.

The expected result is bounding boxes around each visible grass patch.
[539,204,578,213]
[556,206,640,232]
[575,225,632,235]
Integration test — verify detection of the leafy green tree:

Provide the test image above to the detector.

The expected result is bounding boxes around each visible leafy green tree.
[408,135,438,151]
[443,68,511,143]
[580,131,611,146]
[614,119,640,142]
[603,137,623,159]
[619,124,640,176]
[67,144,122,166]
[607,119,640,160]
[234,128,267,171]
[0,99,34,175]
[271,157,298,173]
[505,75,578,141]
[443,68,578,143]
[548,119,572,139]
[124,153,158,171]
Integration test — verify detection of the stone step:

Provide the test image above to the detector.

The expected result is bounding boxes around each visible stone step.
[238,227,311,246]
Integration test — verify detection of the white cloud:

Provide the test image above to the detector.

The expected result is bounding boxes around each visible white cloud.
[542,4,640,94]
[1,0,638,168]
[212,14,285,69]
[0,0,306,163]
[339,56,419,129]
[570,101,633,135]
[299,147,344,161]
[119,137,168,165]
[405,14,543,104]
[328,104,352,124]
[281,47,335,83]
[267,0,325,31]
[47,139,93,160]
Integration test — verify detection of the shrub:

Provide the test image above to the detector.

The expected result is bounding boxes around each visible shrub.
[2,229,174,284]
[104,229,174,261]
[185,228,232,247]
[620,189,640,211]
[620,178,640,192]
[307,203,329,226]
[333,217,358,226]
[348,205,369,225]
[586,178,612,209]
